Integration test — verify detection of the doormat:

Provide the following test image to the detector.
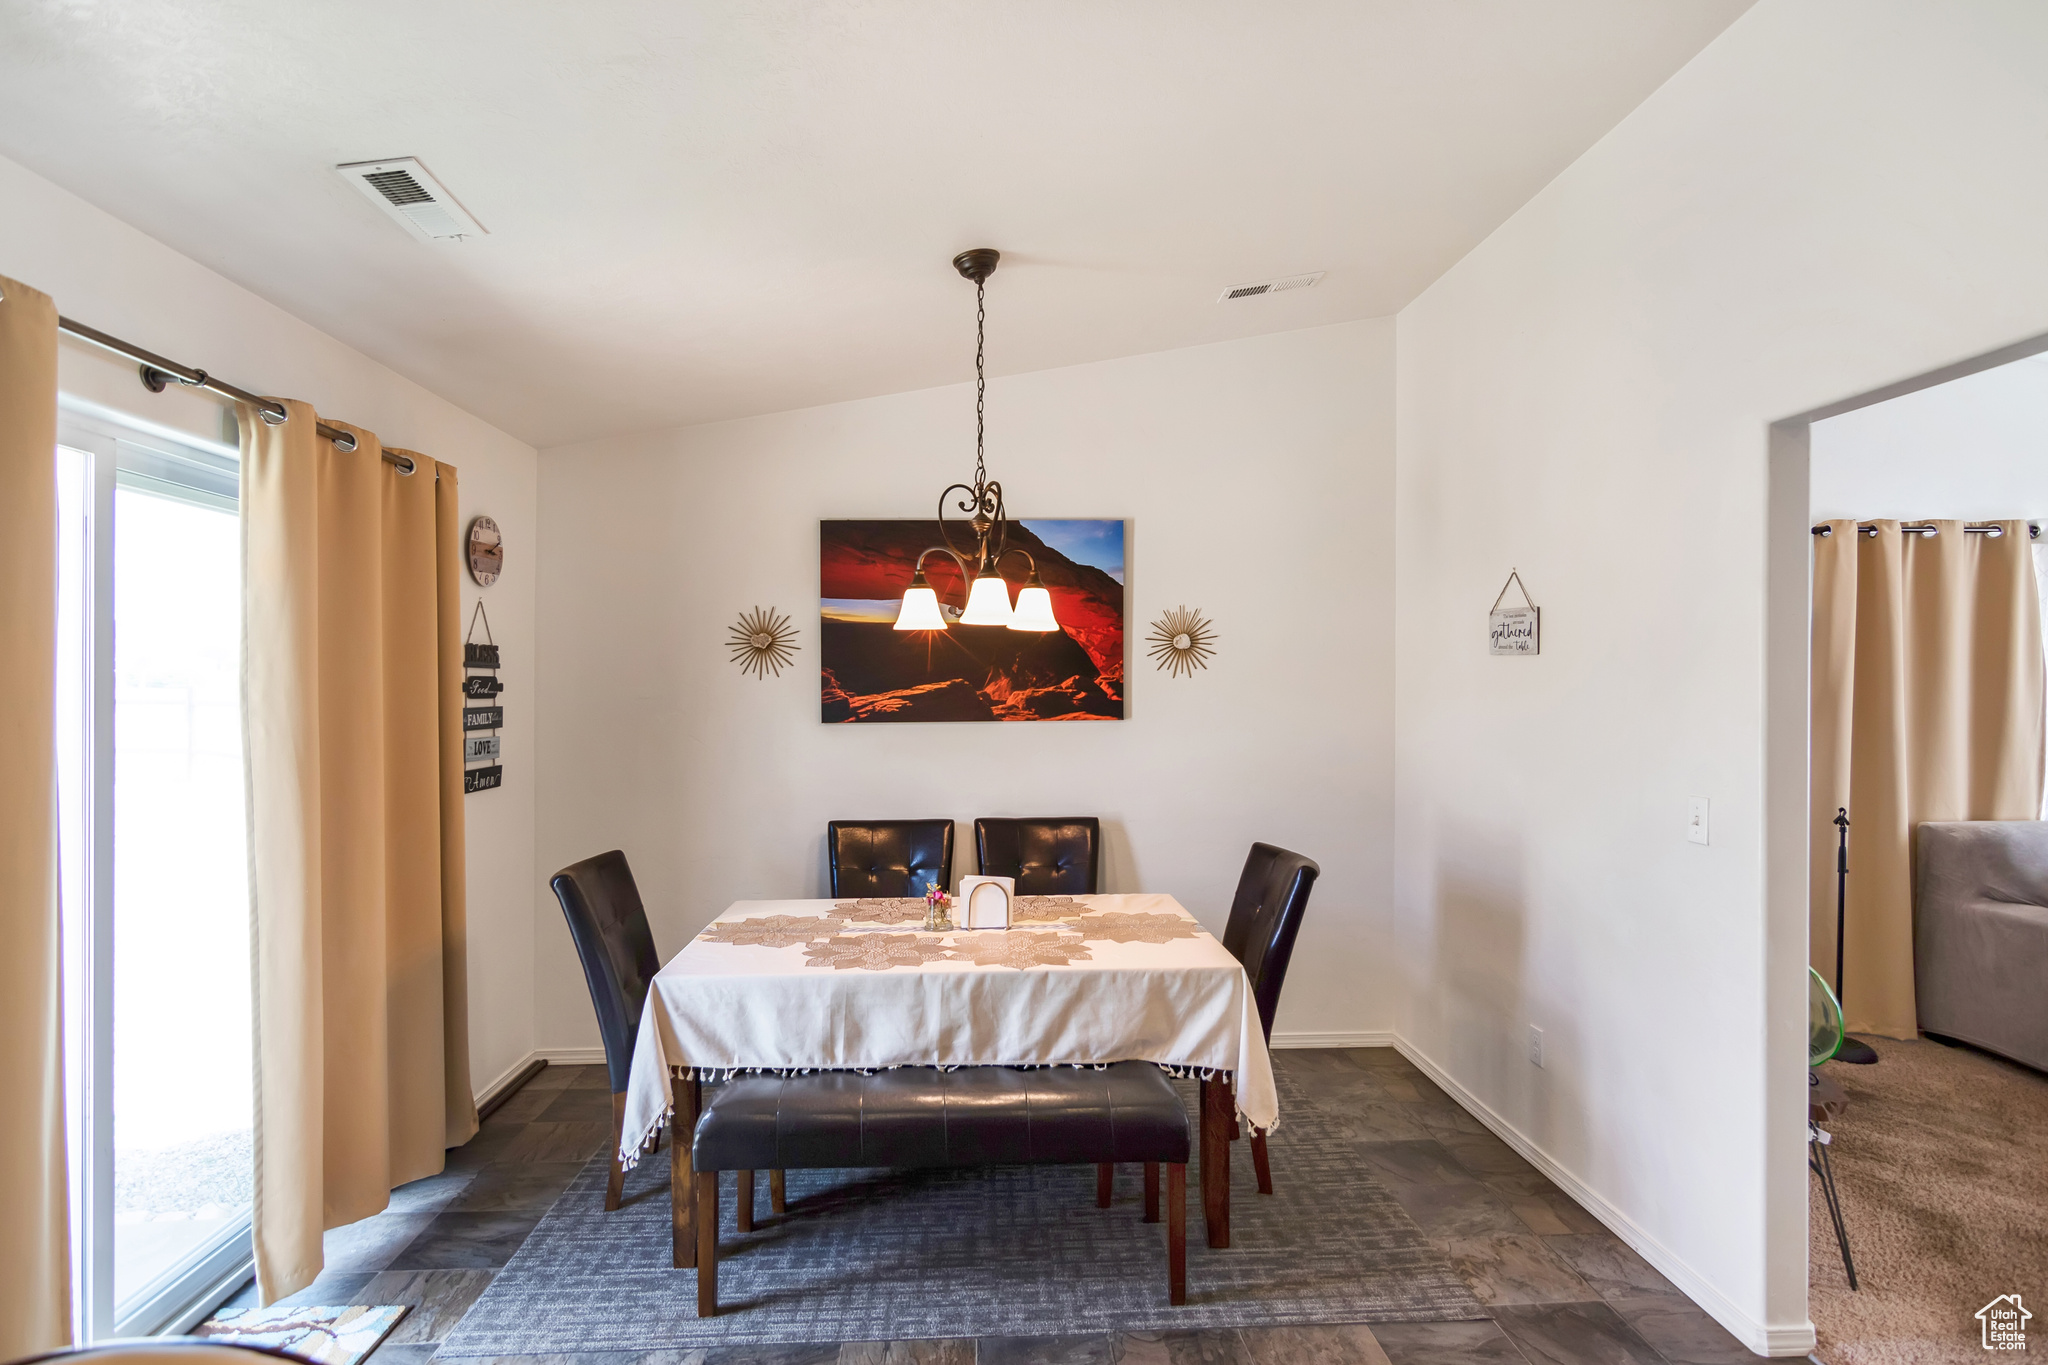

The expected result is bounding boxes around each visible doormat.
[196,1303,409,1365]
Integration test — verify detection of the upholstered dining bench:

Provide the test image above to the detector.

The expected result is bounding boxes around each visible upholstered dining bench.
[687,1061,1191,1315]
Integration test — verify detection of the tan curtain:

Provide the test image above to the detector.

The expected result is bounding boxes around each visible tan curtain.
[1811,518,2046,1038]
[244,403,478,1302]
[0,276,72,1355]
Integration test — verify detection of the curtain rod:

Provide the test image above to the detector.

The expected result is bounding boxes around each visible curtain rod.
[1811,522,2040,539]
[46,309,417,476]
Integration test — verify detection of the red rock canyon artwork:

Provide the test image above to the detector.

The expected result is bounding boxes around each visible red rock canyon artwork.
[820,519,1126,723]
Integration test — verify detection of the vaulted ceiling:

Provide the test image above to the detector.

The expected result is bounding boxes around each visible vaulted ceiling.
[0,1,1752,447]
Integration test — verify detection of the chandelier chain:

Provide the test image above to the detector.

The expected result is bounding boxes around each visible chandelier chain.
[974,276,987,492]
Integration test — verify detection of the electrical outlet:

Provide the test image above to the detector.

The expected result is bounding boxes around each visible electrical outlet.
[1688,797,1711,846]
[1527,1024,1544,1068]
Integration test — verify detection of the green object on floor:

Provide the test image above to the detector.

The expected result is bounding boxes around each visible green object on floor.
[1810,967,1845,1066]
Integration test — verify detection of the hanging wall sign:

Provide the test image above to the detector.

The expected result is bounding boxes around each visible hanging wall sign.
[1488,570,1540,655]
[468,515,504,587]
[463,601,504,793]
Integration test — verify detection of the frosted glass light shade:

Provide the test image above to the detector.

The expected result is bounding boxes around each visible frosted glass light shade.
[1008,582,1059,632]
[959,573,1015,626]
[893,584,949,630]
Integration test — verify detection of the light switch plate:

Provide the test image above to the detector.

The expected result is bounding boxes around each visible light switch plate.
[1688,797,1710,846]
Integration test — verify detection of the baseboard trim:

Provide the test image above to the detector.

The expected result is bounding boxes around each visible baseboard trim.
[1390,1034,1817,1359]
[474,1047,613,1114]
[476,1057,549,1121]
[474,1052,540,1111]
[1269,1030,1396,1049]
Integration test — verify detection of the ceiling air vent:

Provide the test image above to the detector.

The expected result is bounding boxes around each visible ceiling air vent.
[336,158,487,241]
[1217,271,1324,303]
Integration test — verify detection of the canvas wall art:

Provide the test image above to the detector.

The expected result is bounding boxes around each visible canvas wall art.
[820,519,1125,722]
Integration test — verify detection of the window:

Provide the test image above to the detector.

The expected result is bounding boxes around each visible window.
[56,402,253,1339]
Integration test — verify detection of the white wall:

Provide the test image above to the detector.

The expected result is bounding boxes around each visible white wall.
[1390,0,2048,1355]
[0,153,542,1098]
[533,319,1394,1052]
[1812,353,2048,520]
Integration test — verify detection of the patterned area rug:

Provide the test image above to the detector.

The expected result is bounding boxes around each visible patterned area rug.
[439,1070,1483,1350]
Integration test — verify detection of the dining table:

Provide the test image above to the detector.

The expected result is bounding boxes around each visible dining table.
[617,890,1278,1259]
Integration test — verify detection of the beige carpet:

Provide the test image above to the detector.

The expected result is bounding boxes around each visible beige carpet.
[1809,1034,2048,1365]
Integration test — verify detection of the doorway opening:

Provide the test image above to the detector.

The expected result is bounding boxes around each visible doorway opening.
[1768,335,2048,1364]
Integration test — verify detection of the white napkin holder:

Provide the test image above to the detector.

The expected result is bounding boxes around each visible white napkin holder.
[957,875,1015,930]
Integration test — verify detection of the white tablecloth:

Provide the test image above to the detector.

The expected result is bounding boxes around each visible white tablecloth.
[618,892,1277,1164]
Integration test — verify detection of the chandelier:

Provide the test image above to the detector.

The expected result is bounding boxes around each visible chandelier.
[893,249,1059,634]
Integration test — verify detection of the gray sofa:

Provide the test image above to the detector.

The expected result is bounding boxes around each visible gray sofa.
[1916,821,2048,1071]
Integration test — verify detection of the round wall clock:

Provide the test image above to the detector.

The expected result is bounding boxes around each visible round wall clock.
[467,515,504,587]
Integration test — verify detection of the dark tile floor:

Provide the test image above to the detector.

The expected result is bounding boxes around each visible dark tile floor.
[220,1050,1761,1365]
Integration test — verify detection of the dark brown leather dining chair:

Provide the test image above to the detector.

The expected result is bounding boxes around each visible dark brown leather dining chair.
[827,819,954,897]
[1221,841,1320,1194]
[550,849,664,1211]
[974,816,1101,894]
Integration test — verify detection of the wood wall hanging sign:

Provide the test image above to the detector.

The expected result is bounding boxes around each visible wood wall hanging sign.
[1146,605,1216,678]
[728,606,799,679]
[1488,570,1540,655]
[463,600,504,792]
[467,515,504,587]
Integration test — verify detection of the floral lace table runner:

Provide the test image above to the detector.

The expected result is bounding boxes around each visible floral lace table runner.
[695,897,1201,969]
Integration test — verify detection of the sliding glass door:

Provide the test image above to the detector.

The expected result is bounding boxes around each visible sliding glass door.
[57,410,253,1338]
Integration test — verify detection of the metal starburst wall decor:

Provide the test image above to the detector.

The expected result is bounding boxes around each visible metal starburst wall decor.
[727,606,799,679]
[1146,606,1217,678]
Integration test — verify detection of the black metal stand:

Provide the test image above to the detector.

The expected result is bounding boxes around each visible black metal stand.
[1832,808,1879,1065]
[1809,1124,1859,1289]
